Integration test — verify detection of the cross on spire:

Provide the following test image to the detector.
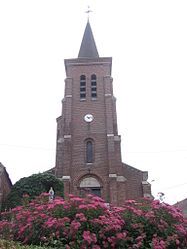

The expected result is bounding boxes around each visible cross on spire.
[85,6,92,20]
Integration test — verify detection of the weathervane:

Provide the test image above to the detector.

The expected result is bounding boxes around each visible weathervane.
[85,5,92,20]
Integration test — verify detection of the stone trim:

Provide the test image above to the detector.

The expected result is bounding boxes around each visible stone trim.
[57,137,64,143]
[64,135,71,139]
[67,62,111,67]
[62,176,71,180]
[109,173,117,178]
[142,181,150,185]
[114,135,121,141]
[117,176,127,182]
[143,193,152,198]
[107,134,114,137]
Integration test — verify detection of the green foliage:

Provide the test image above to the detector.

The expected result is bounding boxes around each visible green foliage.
[2,173,63,210]
[0,239,54,248]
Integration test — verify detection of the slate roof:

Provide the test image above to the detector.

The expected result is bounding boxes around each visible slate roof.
[174,198,187,217]
[78,21,99,58]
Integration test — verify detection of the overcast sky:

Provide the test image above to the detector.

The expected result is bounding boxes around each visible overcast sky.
[0,0,187,204]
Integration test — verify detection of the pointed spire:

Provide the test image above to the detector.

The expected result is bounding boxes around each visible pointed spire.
[78,20,99,58]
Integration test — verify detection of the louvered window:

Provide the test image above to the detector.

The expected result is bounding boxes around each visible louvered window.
[80,75,86,99]
[91,74,97,98]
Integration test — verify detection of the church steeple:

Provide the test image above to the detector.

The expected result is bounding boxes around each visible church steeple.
[78,20,99,58]
[55,17,152,205]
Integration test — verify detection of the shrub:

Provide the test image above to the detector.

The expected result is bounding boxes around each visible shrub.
[120,198,187,248]
[2,173,64,210]
[0,194,186,249]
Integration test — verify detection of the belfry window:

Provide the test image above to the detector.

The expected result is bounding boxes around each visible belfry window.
[80,75,86,99]
[91,74,97,98]
[86,140,93,163]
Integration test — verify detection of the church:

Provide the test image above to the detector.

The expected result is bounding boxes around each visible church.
[0,163,12,209]
[54,21,151,205]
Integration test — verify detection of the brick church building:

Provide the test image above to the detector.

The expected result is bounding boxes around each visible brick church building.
[0,163,12,209]
[54,21,151,205]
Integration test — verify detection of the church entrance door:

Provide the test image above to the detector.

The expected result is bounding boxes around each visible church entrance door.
[79,177,101,197]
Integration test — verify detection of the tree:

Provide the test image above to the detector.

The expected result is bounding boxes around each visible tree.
[2,173,63,210]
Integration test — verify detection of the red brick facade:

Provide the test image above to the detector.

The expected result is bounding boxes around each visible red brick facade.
[55,21,151,205]
[0,163,12,209]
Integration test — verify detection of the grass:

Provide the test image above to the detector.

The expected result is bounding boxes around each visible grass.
[0,239,53,249]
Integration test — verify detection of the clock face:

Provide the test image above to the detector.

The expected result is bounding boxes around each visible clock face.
[84,114,94,123]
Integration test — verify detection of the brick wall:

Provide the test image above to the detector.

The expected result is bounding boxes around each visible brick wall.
[0,163,12,209]
[55,57,152,205]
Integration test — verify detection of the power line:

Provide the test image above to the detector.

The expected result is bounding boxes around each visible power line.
[162,182,187,190]
[1,144,187,154]
[0,143,54,151]
[127,149,187,154]
[152,181,187,191]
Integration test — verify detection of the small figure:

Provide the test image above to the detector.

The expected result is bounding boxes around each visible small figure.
[158,192,165,202]
[49,187,54,202]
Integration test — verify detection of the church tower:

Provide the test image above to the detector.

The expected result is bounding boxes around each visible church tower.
[55,21,151,205]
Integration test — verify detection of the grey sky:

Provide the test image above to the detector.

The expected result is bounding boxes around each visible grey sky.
[0,0,187,204]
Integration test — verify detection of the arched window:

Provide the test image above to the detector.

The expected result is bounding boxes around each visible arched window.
[79,177,101,197]
[86,140,93,163]
[80,75,86,99]
[91,74,97,98]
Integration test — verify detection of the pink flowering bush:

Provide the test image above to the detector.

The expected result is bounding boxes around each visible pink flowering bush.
[119,198,187,248]
[0,194,186,249]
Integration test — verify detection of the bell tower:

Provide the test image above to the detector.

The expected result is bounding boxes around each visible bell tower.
[55,21,151,205]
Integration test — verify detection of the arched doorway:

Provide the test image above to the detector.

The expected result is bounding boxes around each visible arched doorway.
[79,176,101,197]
